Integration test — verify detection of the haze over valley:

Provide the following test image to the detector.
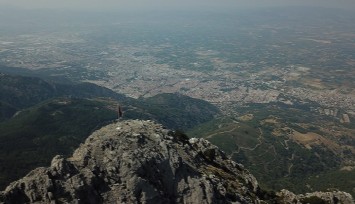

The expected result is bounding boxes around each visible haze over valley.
[0,1,354,199]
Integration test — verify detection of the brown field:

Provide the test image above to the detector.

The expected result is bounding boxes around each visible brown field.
[301,78,326,89]
[262,118,278,124]
[272,129,283,137]
[291,130,340,153]
[238,114,254,121]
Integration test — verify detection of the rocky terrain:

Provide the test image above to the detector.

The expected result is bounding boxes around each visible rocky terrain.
[0,120,353,204]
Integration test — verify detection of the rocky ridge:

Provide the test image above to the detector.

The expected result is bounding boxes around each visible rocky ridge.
[0,120,353,204]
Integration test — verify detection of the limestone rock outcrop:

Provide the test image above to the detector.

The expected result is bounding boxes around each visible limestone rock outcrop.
[0,120,353,204]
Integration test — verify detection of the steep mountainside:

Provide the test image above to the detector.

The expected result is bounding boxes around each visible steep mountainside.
[129,93,220,130]
[0,73,126,121]
[0,120,353,204]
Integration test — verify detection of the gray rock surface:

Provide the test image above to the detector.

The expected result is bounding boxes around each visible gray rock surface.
[277,189,354,204]
[0,120,353,204]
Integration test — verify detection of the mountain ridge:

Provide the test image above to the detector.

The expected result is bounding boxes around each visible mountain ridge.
[0,73,126,115]
[1,120,353,204]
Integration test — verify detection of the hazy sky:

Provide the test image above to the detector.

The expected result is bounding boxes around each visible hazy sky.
[1,0,355,11]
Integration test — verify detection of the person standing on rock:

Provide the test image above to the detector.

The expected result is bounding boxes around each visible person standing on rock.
[117,104,123,120]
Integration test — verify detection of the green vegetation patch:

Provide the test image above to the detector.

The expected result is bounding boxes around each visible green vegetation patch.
[0,98,117,190]
[187,102,353,197]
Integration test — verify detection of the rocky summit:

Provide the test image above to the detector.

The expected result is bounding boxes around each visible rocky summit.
[0,120,353,204]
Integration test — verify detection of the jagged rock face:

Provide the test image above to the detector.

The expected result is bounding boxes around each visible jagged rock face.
[0,120,261,204]
[0,120,353,204]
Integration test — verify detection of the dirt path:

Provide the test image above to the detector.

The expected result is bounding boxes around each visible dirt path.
[205,127,239,139]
